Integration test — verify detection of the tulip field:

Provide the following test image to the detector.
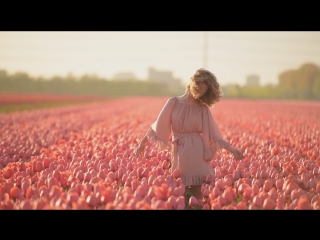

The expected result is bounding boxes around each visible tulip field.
[0,96,320,210]
[0,93,110,104]
[0,93,109,114]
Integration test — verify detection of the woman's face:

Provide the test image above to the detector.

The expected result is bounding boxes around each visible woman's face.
[191,81,209,99]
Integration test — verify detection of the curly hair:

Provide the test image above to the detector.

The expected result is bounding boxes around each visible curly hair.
[185,68,223,108]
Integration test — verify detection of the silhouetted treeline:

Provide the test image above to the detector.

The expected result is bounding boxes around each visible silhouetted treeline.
[1,62,320,100]
[222,63,320,100]
[0,71,185,97]
[278,63,320,100]
[222,84,286,99]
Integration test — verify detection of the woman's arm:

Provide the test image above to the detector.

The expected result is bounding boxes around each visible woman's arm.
[223,142,244,160]
[203,106,245,161]
[135,97,176,158]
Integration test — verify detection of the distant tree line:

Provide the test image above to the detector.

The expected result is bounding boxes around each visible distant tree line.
[0,71,186,98]
[0,62,319,100]
[222,63,320,100]
[278,63,320,100]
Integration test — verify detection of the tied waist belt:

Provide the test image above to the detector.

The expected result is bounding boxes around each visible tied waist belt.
[171,132,200,145]
[171,132,201,162]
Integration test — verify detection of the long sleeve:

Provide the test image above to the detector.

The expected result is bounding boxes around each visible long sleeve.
[202,106,230,161]
[144,97,177,151]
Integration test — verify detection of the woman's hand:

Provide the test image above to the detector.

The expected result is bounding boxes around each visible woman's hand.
[135,142,146,158]
[225,144,244,160]
[135,135,148,158]
[231,147,244,160]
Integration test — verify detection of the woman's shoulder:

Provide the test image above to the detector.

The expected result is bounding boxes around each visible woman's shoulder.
[167,96,178,103]
[162,96,178,108]
[173,94,187,104]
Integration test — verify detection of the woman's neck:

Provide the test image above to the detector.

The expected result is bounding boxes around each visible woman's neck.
[184,92,199,104]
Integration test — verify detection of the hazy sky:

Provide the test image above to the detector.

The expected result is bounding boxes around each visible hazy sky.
[1,31,320,86]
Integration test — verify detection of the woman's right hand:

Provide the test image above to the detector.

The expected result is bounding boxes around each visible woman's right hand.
[135,143,145,158]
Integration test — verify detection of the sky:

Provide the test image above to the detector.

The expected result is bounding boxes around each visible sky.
[0,31,320,86]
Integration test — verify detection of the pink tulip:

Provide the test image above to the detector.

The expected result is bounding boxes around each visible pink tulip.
[202,188,209,198]
[211,186,221,198]
[253,195,263,207]
[172,169,180,178]
[275,179,283,190]
[262,198,276,210]
[222,191,233,203]
[237,201,247,210]
[188,196,198,207]
[175,196,185,210]
[211,203,222,210]
[175,178,182,187]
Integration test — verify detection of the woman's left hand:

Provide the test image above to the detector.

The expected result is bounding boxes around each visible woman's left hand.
[231,148,244,160]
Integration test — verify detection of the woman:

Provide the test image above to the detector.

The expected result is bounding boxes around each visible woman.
[135,68,244,200]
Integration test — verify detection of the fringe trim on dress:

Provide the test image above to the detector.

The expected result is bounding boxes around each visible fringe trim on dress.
[146,127,171,151]
[181,175,207,186]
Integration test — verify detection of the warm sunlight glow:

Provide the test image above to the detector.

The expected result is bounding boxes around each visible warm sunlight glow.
[0,31,320,86]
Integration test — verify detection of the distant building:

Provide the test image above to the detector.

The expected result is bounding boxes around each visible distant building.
[246,74,260,86]
[112,72,136,81]
[148,67,183,89]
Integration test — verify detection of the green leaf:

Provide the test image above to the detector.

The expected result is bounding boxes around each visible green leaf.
[235,194,242,204]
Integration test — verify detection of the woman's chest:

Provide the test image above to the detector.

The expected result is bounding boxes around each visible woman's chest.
[171,105,203,130]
